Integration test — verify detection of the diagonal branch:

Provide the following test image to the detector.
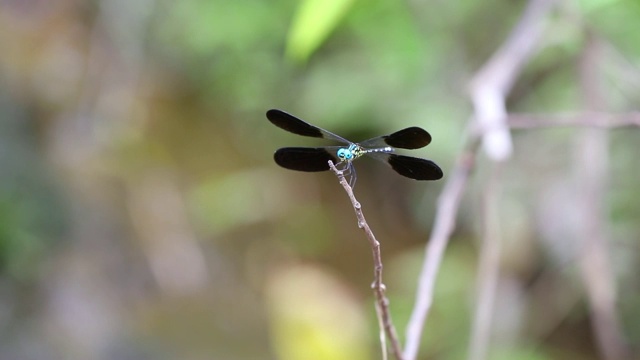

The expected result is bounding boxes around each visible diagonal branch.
[328,161,404,360]
[469,0,557,161]
[507,112,640,128]
[404,127,481,360]
[405,1,559,358]
[402,109,639,360]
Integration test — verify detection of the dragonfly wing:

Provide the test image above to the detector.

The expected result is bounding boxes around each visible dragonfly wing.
[359,127,431,149]
[267,109,351,144]
[274,147,340,172]
[367,153,443,180]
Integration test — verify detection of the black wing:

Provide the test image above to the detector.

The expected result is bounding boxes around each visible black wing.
[359,127,431,149]
[367,153,443,180]
[387,154,442,180]
[274,147,339,172]
[266,109,351,144]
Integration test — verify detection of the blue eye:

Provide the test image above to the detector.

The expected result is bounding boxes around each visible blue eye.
[337,148,352,160]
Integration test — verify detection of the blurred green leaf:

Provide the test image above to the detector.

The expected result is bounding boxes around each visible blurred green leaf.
[286,0,356,62]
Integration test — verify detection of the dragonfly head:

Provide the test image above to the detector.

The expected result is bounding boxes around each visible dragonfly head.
[337,144,364,163]
[337,148,353,162]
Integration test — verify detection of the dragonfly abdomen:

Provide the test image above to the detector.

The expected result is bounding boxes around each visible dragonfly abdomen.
[364,146,395,154]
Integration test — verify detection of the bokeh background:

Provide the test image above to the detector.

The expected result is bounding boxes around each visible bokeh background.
[1,0,639,359]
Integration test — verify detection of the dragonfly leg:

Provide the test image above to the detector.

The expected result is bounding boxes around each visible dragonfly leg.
[334,161,357,188]
[347,162,357,188]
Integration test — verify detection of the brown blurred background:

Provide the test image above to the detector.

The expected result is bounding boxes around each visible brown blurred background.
[0,0,639,359]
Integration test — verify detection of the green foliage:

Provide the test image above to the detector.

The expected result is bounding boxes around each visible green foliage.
[286,0,356,62]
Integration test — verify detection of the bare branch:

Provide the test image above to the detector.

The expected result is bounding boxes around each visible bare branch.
[328,161,404,360]
[469,0,557,161]
[401,8,640,355]
[507,112,640,129]
[404,128,481,360]
[402,109,639,360]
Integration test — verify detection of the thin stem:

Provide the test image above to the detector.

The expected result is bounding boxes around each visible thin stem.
[403,128,481,360]
[328,160,404,360]
[469,0,558,160]
[507,112,640,129]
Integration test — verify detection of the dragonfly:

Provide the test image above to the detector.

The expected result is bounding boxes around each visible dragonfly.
[267,109,443,187]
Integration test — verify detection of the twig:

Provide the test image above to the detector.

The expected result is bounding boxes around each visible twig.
[507,112,640,129]
[406,1,558,358]
[469,0,558,160]
[401,111,639,360]
[328,160,404,360]
[375,301,389,360]
[404,127,481,360]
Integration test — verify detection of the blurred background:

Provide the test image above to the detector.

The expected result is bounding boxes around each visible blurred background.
[0,0,639,359]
